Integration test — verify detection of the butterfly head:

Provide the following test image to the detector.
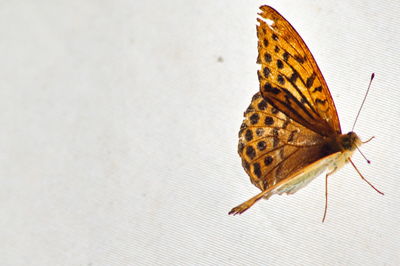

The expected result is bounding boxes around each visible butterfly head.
[340,131,362,151]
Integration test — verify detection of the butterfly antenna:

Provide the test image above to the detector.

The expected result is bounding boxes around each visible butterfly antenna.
[352,73,375,131]
[348,158,384,195]
[356,146,371,164]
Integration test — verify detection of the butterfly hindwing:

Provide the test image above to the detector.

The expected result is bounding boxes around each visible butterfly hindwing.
[238,92,339,193]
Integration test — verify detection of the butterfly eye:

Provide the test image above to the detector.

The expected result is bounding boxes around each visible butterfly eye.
[346,132,358,142]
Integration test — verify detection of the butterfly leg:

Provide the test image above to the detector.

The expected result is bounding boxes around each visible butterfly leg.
[228,188,274,215]
[322,167,337,223]
[349,158,384,195]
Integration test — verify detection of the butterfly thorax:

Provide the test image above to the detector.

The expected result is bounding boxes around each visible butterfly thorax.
[320,132,361,163]
[337,131,362,152]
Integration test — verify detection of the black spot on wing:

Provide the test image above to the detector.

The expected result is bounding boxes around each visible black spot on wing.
[243,160,250,171]
[257,141,267,151]
[246,146,256,160]
[283,51,289,62]
[277,59,284,69]
[249,113,260,125]
[306,72,316,88]
[252,93,261,101]
[277,75,285,85]
[253,162,262,178]
[294,55,305,64]
[255,128,264,136]
[265,53,272,63]
[245,129,253,141]
[238,142,244,153]
[289,71,299,83]
[264,156,273,166]
[263,67,270,78]
[257,100,267,110]
[244,105,254,115]
[264,116,274,126]
[264,83,281,95]
[313,86,322,93]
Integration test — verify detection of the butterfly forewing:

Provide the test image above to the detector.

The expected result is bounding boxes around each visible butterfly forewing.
[257,6,341,135]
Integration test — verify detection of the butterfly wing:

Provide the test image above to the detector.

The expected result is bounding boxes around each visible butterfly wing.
[238,92,340,194]
[256,5,341,136]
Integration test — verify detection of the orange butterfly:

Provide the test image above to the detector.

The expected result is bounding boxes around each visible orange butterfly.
[229,5,383,222]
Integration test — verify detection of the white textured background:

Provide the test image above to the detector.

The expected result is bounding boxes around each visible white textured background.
[0,0,399,265]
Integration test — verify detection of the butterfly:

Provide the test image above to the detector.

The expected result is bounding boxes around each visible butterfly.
[229,5,383,222]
